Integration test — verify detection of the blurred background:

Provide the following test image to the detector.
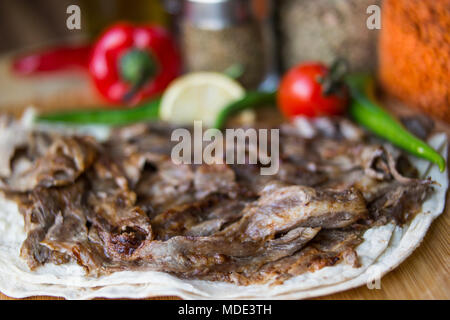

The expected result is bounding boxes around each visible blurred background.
[0,0,167,53]
[0,0,448,122]
[0,0,379,73]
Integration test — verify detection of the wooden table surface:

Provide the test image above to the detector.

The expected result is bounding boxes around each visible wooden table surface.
[0,59,448,300]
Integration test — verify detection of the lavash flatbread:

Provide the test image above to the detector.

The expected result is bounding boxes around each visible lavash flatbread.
[0,133,447,300]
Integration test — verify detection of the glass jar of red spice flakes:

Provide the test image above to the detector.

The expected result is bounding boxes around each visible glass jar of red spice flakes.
[379,0,450,123]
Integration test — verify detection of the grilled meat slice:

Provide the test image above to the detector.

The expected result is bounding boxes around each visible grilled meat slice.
[150,196,222,240]
[276,161,328,186]
[15,180,105,271]
[194,164,238,199]
[110,122,181,157]
[131,227,320,276]
[315,141,390,179]
[241,227,365,285]
[184,198,250,237]
[368,180,432,224]
[13,154,153,272]
[1,134,98,192]
[84,158,154,262]
[150,194,250,240]
[135,161,194,215]
[217,185,367,242]
[101,185,366,275]
[0,115,29,177]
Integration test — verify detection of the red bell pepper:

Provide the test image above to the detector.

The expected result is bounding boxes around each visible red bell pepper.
[12,44,92,75]
[88,23,181,105]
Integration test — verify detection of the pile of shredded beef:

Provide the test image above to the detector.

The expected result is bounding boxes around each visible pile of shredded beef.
[0,116,432,284]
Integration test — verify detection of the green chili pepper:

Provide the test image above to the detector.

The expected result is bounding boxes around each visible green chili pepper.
[345,74,446,172]
[36,67,247,127]
[36,98,161,126]
[213,91,276,129]
[36,90,275,128]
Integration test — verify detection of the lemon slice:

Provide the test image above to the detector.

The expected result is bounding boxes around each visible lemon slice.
[160,72,245,127]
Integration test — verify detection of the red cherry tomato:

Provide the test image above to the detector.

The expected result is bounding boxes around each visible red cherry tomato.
[277,62,348,118]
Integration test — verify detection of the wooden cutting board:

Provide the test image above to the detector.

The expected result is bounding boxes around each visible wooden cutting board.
[0,57,448,300]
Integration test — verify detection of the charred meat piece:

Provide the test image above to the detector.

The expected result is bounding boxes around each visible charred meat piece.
[316,141,389,178]
[84,158,153,262]
[217,185,367,242]
[150,196,223,240]
[135,160,194,214]
[276,160,328,186]
[368,180,432,224]
[104,186,366,276]
[116,227,320,276]
[241,227,364,285]
[14,180,105,271]
[185,197,251,237]
[110,122,181,156]
[150,194,251,240]
[1,134,98,192]
[193,164,238,199]
[0,115,29,177]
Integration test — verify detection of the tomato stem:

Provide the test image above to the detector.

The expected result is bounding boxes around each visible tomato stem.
[320,58,349,96]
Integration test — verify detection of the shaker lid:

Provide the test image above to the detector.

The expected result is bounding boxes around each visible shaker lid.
[180,0,269,29]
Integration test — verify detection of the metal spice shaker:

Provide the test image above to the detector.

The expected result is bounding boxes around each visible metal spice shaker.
[174,0,275,89]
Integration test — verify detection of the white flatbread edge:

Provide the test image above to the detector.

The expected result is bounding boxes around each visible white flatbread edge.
[0,133,446,300]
